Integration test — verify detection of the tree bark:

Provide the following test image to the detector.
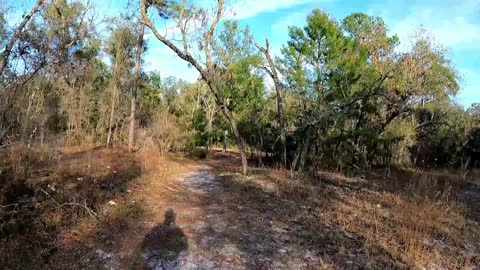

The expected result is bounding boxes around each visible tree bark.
[106,84,117,148]
[292,126,313,172]
[255,39,287,167]
[223,130,228,152]
[128,23,145,153]
[292,141,303,172]
[298,126,313,172]
[218,98,247,175]
[0,0,44,77]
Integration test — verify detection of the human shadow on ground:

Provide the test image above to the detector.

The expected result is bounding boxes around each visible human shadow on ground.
[133,209,188,270]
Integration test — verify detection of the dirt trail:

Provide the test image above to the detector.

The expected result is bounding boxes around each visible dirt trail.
[129,164,325,269]
[138,165,226,269]
[125,160,404,270]
[135,164,260,269]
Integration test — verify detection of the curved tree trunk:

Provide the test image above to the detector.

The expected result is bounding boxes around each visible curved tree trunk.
[298,127,313,172]
[212,89,247,175]
[223,130,228,152]
[141,0,248,174]
[292,126,313,172]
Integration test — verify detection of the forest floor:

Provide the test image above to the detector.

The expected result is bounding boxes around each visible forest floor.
[0,146,479,269]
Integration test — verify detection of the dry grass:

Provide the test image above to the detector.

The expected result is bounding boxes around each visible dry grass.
[240,166,480,269]
[202,148,479,268]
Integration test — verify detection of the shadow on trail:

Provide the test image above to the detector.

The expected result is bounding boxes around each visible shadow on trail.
[134,209,188,269]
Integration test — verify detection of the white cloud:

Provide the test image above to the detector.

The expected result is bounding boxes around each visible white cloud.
[384,1,480,52]
[390,10,480,52]
[267,10,310,57]
[271,10,308,36]
[227,0,326,20]
[140,0,330,81]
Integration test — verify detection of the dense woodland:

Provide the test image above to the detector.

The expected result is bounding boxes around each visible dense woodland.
[1,1,480,268]
[1,0,479,175]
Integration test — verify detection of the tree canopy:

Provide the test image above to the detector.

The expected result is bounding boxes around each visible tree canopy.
[0,1,477,174]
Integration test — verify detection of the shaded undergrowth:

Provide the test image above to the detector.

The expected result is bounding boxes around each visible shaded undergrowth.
[0,145,143,269]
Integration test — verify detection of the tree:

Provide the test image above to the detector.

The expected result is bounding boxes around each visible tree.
[0,0,99,146]
[280,9,347,171]
[105,22,137,148]
[128,23,145,153]
[255,39,287,167]
[140,0,249,174]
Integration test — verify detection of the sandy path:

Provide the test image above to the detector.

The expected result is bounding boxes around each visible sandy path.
[133,165,326,270]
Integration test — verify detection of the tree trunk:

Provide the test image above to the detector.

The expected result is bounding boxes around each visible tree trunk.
[222,106,247,175]
[223,130,228,152]
[22,88,37,142]
[298,127,313,172]
[206,136,210,154]
[107,84,117,148]
[128,23,145,153]
[292,126,313,172]
[0,0,44,76]
[257,127,264,167]
[202,78,248,174]
[292,142,303,172]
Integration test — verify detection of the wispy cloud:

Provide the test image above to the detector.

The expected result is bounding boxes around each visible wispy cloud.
[227,0,328,20]
[140,0,480,106]
[389,8,480,52]
[267,10,310,57]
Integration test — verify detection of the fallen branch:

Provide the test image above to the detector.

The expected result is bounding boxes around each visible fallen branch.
[39,187,98,219]
[57,202,99,219]
[0,141,20,149]
[0,203,19,208]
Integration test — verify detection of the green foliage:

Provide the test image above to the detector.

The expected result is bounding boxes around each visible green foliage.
[106,22,138,76]
[190,147,208,159]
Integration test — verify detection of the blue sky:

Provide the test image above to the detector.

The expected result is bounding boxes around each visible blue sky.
[6,0,480,107]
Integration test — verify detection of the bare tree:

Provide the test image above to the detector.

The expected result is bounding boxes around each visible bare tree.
[129,23,145,153]
[0,0,44,76]
[140,0,249,174]
[255,39,287,167]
